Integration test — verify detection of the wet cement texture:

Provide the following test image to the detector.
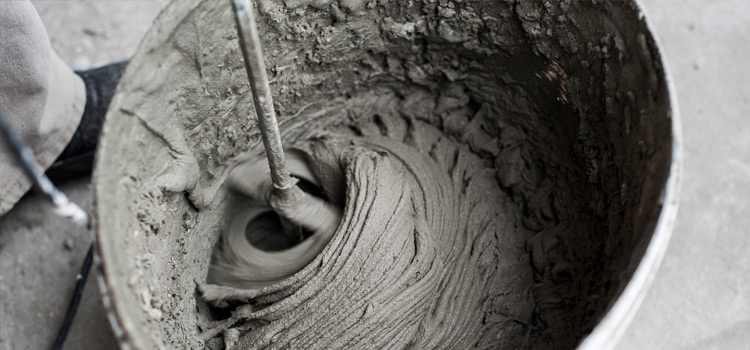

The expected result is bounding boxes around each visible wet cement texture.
[94,0,671,349]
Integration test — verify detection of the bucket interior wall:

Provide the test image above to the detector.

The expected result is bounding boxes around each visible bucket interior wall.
[94,0,673,348]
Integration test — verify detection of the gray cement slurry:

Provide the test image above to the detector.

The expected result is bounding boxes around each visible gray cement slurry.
[94,1,672,348]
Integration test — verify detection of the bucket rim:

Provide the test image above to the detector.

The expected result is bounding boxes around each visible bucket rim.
[577,0,683,348]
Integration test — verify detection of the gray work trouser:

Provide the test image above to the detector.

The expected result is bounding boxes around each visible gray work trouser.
[0,2,86,216]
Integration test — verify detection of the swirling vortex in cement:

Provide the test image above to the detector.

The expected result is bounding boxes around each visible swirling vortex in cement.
[201,122,534,348]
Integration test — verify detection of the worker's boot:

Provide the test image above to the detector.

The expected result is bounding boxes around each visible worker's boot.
[47,61,127,183]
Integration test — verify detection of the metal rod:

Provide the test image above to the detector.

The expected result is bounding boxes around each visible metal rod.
[230,0,295,198]
[0,110,89,228]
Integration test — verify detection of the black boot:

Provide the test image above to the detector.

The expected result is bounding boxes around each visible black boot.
[46,61,127,183]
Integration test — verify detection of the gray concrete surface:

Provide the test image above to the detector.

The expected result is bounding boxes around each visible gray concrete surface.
[0,0,747,349]
[31,0,170,71]
[0,177,117,350]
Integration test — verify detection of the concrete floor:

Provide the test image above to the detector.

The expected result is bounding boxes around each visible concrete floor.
[0,0,747,349]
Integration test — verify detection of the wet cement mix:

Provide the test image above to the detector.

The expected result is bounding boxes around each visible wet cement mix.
[95,0,672,349]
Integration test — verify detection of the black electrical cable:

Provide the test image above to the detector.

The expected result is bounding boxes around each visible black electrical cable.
[52,242,94,350]
[0,109,93,350]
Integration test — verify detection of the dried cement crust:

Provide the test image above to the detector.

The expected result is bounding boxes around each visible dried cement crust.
[94,0,673,349]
